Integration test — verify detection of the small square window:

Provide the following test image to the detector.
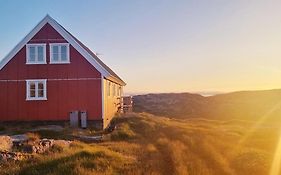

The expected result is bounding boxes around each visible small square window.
[50,43,70,64]
[26,44,46,64]
[26,80,47,101]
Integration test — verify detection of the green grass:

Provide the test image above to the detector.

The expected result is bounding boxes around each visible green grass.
[0,141,134,175]
[1,113,280,175]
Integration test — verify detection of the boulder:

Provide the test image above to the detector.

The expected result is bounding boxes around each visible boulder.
[0,136,13,151]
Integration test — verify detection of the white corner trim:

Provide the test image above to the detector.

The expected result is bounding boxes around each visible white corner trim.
[101,76,104,119]
[26,79,47,101]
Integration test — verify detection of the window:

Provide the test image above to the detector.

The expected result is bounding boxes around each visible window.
[50,43,70,63]
[112,84,116,96]
[118,86,121,96]
[107,81,111,96]
[26,79,47,100]
[26,44,46,64]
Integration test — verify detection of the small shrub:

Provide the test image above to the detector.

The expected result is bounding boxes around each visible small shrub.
[110,123,136,141]
[49,144,64,153]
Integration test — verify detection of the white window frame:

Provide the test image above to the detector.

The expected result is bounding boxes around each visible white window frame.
[26,44,47,64]
[49,43,70,64]
[26,79,47,101]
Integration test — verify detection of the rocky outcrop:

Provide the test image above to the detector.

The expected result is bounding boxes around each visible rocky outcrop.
[0,135,72,162]
[28,139,55,154]
[0,151,32,161]
[0,136,13,151]
[20,139,71,154]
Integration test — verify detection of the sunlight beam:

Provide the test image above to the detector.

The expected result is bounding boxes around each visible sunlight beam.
[270,130,281,175]
[237,101,281,146]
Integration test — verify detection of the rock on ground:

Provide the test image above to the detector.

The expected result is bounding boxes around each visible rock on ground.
[0,136,13,151]
[0,151,32,161]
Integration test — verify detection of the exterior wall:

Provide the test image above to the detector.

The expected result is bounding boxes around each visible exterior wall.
[102,78,122,128]
[0,23,102,121]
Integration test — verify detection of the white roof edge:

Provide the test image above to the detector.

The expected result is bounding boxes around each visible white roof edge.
[0,15,112,78]
[47,16,111,77]
[106,76,126,86]
[0,15,49,70]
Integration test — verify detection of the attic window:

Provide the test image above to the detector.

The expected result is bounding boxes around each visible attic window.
[50,43,70,64]
[26,79,47,101]
[26,44,46,64]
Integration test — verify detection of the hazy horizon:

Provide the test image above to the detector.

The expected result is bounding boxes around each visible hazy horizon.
[125,87,281,97]
[1,0,281,93]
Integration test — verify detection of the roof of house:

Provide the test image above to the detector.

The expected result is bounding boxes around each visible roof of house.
[0,15,126,86]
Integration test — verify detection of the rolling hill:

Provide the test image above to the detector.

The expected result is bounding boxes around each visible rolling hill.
[133,89,281,122]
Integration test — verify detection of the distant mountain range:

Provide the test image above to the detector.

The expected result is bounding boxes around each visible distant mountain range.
[133,89,281,121]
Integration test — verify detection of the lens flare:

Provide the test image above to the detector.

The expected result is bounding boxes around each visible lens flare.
[237,101,281,146]
[231,100,281,175]
[270,131,281,175]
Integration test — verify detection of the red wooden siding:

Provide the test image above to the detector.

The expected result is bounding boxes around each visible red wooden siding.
[0,23,102,121]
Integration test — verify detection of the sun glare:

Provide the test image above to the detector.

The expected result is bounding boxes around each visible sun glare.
[230,100,281,175]
[236,101,281,146]
[270,130,281,175]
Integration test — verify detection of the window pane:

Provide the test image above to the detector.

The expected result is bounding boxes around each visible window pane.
[38,82,44,90]
[61,46,66,54]
[29,83,36,98]
[30,83,35,90]
[53,53,59,61]
[61,46,67,61]
[29,47,36,62]
[37,46,44,61]
[61,53,67,61]
[38,89,44,97]
[53,46,59,53]
[38,82,44,98]
[30,90,36,97]
[52,46,59,61]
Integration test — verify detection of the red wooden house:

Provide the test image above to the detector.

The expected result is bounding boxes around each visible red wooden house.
[0,15,126,129]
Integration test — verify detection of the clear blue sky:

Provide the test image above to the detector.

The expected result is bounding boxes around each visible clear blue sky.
[1,0,281,94]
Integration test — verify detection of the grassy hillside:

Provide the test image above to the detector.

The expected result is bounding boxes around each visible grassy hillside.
[133,89,281,122]
[133,93,206,118]
[1,113,280,175]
